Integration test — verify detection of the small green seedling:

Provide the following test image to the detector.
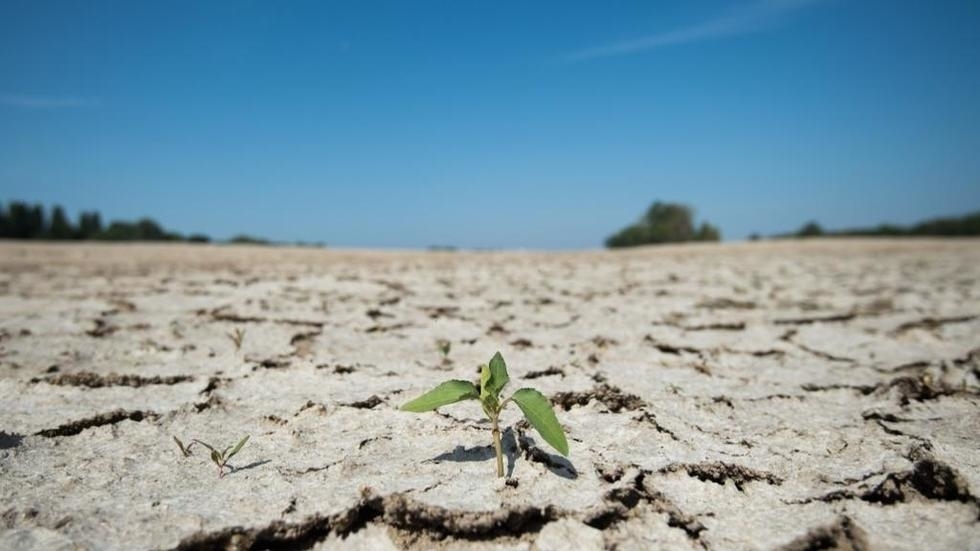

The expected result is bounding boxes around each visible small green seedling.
[227,327,246,351]
[173,436,196,458]
[401,352,568,478]
[191,436,250,478]
[436,338,452,359]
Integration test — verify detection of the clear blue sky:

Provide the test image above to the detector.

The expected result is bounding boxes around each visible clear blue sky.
[1,0,978,248]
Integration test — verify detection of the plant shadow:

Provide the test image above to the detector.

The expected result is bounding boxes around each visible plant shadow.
[428,428,574,480]
[428,427,521,474]
[0,431,24,450]
[430,445,496,463]
[229,459,271,475]
[515,430,578,480]
[502,427,519,477]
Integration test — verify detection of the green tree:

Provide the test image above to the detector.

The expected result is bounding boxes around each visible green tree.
[7,203,27,238]
[77,211,103,239]
[47,205,75,239]
[0,203,8,238]
[7,202,44,238]
[796,221,824,237]
[606,201,720,248]
[228,234,270,245]
[136,218,167,240]
[911,212,980,236]
[28,204,46,238]
[695,222,721,242]
[99,217,184,241]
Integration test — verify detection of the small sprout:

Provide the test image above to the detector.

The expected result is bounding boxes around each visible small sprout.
[436,338,452,359]
[192,435,250,478]
[173,435,195,457]
[401,352,568,478]
[227,327,245,351]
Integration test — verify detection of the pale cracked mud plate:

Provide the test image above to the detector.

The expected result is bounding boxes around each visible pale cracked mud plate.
[1,239,978,550]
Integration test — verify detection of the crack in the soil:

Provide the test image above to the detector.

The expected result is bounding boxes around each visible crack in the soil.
[524,366,565,379]
[552,383,646,413]
[953,347,980,369]
[171,491,560,550]
[550,384,682,439]
[786,338,855,363]
[773,313,857,325]
[870,419,931,442]
[171,464,716,550]
[276,460,342,477]
[585,470,707,544]
[192,394,224,412]
[683,321,746,331]
[365,322,413,334]
[31,372,194,388]
[290,330,321,358]
[632,411,680,440]
[294,400,329,416]
[199,376,229,395]
[34,409,159,437]
[776,516,869,551]
[878,374,978,406]
[249,356,291,370]
[788,448,980,518]
[860,410,913,423]
[659,462,784,491]
[696,298,756,310]
[644,335,702,355]
[206,307,325,328]
[891,315,977,336]
[801,383,876,394]
[509,338,534,350]
[85,318,118,338]
[365,308,393,320]
[419,305,465,320]
[342,395,384,409]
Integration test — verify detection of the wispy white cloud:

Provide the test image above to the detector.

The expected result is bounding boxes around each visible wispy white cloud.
[0,94,98,109]
[564,0,825,62]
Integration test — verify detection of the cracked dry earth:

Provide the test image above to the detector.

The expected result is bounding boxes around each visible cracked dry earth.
[1,240,979,551]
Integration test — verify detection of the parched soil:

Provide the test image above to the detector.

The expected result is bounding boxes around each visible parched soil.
[1,239,978,550]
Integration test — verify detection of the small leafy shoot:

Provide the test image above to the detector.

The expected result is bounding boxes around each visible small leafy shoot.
[485,352,510,397]
[401,351,568,478]
[192,435,250,478]
[173,435,195,458]
[227,327,245,351]
[436,338,452,358]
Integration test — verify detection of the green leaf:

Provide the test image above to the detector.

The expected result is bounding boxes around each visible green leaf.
[227,435,249,460]
[400,380,479,412]
[482,352,509,399]
[437,340,451,357]
[510,388,569,456]
[173,436,188,457]
[210,449,222,466]
[193,439,217,454]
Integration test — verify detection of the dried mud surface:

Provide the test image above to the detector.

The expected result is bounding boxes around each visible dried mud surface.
[1,239,979,550]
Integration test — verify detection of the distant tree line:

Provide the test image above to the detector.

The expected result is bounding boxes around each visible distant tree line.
[606,201,721,248]
[0,201,211,242]
[778,211,980,239]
